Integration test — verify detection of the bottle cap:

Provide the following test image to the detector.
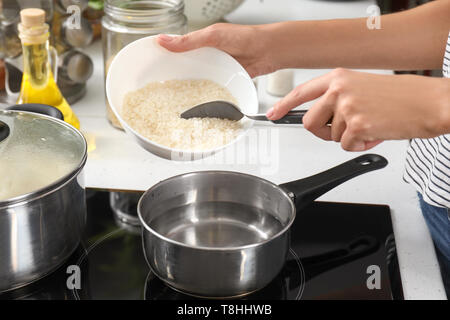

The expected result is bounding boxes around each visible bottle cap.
[20,8,46,28]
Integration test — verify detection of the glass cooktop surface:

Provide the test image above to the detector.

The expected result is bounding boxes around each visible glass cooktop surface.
[0,189,403,300]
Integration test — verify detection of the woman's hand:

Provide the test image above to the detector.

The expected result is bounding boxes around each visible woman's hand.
[157,23,278,78]
[267,68,450,151]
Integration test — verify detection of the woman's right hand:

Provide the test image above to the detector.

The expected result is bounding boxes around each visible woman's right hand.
[157,23,277,78]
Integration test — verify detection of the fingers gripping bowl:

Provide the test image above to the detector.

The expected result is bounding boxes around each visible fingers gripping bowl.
[105,35,258,160]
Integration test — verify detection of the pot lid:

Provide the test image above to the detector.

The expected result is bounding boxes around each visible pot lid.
[0,109,86,203]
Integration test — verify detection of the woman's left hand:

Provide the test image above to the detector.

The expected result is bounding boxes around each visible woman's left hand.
[266,68,450,151]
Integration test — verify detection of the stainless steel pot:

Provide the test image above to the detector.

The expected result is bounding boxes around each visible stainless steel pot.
[138,154,388,298]
[0,104,87,293]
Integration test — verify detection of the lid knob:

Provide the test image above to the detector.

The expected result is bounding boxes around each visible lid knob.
[20,8,46,27]
[0,120,10,143]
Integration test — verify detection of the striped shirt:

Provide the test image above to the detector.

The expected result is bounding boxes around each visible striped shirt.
[403,32,450,208]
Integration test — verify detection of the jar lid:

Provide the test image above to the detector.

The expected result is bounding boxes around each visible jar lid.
[0,109,86,203]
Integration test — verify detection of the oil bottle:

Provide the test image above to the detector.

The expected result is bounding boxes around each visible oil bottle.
[16,8,80,129]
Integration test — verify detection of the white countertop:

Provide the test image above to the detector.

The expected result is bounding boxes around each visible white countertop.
[73,0,446,299]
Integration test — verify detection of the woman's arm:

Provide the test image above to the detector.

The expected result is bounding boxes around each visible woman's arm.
[158,1,450,152]
[265,0,450,71]
[158,1,450,74]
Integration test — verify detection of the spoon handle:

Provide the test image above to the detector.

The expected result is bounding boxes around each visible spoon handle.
[249,110,333,125]
[271,110,308,124]
[247,110,307,122]
[246,114,271,121]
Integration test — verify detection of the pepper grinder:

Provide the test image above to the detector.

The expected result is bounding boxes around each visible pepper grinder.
[52,0,93,103]
[0,0,94,106]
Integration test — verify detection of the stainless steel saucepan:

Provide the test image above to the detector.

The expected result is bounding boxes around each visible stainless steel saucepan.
[138,154,388,298]
[0,104,87,293]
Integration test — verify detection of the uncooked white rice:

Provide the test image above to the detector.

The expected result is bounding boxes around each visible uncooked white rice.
[122,79,243,151]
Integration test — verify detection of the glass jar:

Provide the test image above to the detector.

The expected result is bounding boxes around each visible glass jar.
[109,191,144,229]
[102,0,187,129]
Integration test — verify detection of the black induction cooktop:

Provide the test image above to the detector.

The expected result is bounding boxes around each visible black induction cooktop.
[0,189,404,300]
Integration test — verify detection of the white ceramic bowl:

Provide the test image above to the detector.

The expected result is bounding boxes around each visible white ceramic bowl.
[105,35,258,161]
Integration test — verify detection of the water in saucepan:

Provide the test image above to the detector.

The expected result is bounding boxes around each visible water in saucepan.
[148,202,285,248]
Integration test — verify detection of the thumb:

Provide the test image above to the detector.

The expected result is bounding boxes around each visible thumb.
[266,74,331,120]
[364,140,383,150]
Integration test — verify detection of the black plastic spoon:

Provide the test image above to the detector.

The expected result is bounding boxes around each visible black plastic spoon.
[180,100,309,124]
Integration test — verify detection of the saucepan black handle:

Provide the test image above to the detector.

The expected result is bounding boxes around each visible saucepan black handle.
[284,235,380,283]
[7,104,64,120]
[301,235,380,267]
[0,120,10,143]
[279,154,388,210]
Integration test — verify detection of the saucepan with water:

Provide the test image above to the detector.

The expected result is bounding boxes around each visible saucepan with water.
[138,154,388,298]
